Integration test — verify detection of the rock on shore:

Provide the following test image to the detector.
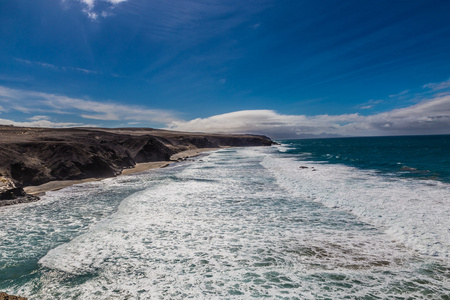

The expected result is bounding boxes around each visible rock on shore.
[0,292,27,300]
[0,126,274,204]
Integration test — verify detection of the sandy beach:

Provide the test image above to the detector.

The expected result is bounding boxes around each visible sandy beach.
[24,148,220,196]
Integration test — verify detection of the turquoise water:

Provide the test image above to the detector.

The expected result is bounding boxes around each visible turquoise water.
[0,139,449,299]
[282,135,450,183]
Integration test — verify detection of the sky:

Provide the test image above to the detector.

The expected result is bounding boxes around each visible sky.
[1,0,450,138]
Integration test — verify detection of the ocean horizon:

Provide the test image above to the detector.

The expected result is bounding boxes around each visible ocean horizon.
[1,135,449,299]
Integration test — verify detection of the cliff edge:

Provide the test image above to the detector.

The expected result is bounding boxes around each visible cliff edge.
[0,126,274,205]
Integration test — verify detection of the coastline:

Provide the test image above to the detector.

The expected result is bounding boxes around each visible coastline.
[0,126,274,207]
[23,148,220,196]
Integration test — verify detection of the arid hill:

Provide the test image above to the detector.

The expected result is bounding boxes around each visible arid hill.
[0,126,273,204]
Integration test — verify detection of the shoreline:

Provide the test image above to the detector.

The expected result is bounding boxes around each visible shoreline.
[0,126,274,205]
[23,148,220,196]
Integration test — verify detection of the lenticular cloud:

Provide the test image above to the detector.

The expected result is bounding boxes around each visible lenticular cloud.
[167,95,450,138]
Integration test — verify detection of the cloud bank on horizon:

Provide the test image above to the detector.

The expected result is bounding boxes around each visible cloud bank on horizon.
[0,79,449,138]
[172,79,450,137]
[0,85,179,128]
[168,94,450,138]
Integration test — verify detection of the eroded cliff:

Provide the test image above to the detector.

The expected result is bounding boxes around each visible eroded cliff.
[0,126,274,205]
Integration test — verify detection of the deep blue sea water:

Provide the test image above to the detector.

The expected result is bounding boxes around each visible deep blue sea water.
[0,136,449,299]
[281,135,450,183]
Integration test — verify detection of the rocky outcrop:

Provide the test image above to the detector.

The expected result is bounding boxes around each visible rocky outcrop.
[0,177,40,207]
[0,126,274,201]
[0,292,27,300]
[0,192,40,207]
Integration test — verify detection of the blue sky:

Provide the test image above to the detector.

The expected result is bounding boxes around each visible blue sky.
[1,0,450,138]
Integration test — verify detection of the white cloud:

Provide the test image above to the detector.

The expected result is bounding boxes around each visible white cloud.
[16,57,102,75]
[0,117,85,128]
[355,99,383,110]
[108,0,127,4]
[389,90,410,98]
[74,68,100,75]
[78,0,128,20]
[0,86,179,125]
[423,78,450,91]
[167,95,450,138]
[81,0,93,6]
[15,58,59,70]
[85,11,98,20]
[360,95,450,133]
[167,110,362,138]
[27,115,51,121]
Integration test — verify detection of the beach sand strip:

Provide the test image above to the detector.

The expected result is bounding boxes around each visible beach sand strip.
[24,148,221,196]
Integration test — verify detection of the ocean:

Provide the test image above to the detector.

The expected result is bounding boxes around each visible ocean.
[0,135,449,299]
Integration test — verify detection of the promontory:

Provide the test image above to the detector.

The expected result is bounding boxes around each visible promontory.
[0,126,274,206]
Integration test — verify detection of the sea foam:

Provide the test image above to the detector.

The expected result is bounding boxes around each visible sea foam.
[261,153,450,259]
[33,148,450,298]
[5,147,448,299]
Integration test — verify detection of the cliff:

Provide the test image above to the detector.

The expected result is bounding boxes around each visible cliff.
[0,126,273,205]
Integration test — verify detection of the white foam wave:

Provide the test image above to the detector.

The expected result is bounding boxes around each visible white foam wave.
[12,148,450,298]
[261,155,450,259]
[274,144,290,152]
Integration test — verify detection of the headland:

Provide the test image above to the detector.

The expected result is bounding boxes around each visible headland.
[0,126,274,206]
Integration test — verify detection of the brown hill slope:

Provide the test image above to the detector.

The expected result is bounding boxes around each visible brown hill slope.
[0,126,273,204]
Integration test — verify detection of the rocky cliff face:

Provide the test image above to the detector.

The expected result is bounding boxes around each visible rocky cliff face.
[0,127,274,202]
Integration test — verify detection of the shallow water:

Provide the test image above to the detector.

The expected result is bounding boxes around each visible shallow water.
[0,144,449,299]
